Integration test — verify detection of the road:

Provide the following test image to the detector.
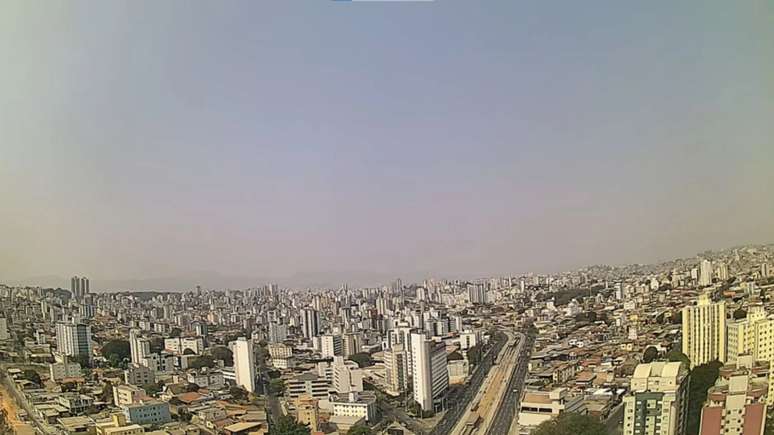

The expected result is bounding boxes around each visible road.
[430,331,508,435]
[449,331,517,435]
[486,331,535,435]
[0,368,61,435]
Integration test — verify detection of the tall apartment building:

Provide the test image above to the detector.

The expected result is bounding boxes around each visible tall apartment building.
[623,362,689,435]
[411,332,449,412]
[699,356,768,435]
[331,356,363,394]
[0,317,9,340]
[301,309,320,340]
[320,334,343,358]
[233,337,256,392]
[56,321,92,360]
[682,293,726,368]
[268,322,288,343]
[129,329,150,364]
[699,260,714,287]
[342,333,360,357]
[384,343,409,394]
[726,304,774,363]
[71,276,90,299]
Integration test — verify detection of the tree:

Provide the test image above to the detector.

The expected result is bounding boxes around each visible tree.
[686,361,723,435]
[143,381,164,396]
[532,412,608,435]
[61,382,78,392]
[101,380,114,405]
[22,369,41,385]
[149,337,165,354]
[211,346,234,366]
[185,383,200,392]
[733,308,747,320]
[72,354,92,369]
[269,378,285,395]
[642,346,659,363]
[178,407,193,422]
[170,328,182,338]
[101,340,131,365]
[349,353,373,368]
[347,425,373,435]
[271,415,310,435]
[229,386,248,401]
[190,355,215,369]
[466,344,483,366]
[665,350,690,366]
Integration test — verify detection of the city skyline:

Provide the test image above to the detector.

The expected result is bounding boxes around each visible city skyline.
[2,1,773,288]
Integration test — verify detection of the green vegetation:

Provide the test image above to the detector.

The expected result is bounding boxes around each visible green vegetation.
[143,381,164,396]
[642,346,658,363]
[665,350,690,366]
[72,354,92,369]
[686,361,723,435]
[149,337,165,353]
[185,383,200,392]
[349,352,373,368]
[269,378,285,395]
[101,340,130,367]
[466,344,483,366]
[169,327,182,338]
[211,346,234,366]
[22,369,41,385]
[532,412,608,435]
[230,386,248,401]
[270,415,310,435]
[190,355,216,369]
[347,425,373,435]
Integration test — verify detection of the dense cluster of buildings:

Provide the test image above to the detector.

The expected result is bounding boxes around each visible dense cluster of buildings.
[0,244,773,435]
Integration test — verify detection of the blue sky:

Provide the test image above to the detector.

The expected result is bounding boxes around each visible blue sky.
[1,1,772,288]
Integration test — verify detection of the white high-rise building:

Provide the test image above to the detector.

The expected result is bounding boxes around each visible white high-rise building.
[699,260,714,287]
[762,263,771,278]
[56,322,92,360]
[715,262,729,281]
[320,335,343,358]
[233,337,256,393]
[682,293,726,368]
[70,276,90,299]
[302,309,320,340]
[129,329,150,364]
[0,317,9,341]
[411,332,449,412]
[384,343,409,394]
[332,356,363,394]
[268,322,288,343]
[623,362,689,435]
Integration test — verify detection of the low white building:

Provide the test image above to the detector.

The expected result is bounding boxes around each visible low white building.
[518,388,586,429]
[331,391,377,422]
[49,361,81,381]
[186,368,225,389]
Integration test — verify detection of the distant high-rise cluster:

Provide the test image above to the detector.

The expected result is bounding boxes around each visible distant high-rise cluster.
[71,276,90,299]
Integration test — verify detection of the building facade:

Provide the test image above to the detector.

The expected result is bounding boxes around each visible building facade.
[622,362,689,435]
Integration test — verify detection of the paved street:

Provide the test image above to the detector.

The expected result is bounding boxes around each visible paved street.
[486,331,535,435]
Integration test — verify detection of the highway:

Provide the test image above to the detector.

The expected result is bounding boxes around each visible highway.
[429,331,508,435]
[486,331,535,435]
[449,331,517,435]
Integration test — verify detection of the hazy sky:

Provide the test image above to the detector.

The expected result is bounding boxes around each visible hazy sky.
[2,1,773,289]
